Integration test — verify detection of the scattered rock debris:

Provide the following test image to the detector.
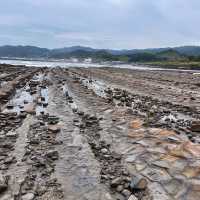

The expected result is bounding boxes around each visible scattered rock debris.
[0,64,200,200]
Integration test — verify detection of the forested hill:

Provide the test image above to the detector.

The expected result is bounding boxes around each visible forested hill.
[1,45,200,62]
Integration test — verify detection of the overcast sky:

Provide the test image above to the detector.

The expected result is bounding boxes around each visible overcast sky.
[0,0,200,49]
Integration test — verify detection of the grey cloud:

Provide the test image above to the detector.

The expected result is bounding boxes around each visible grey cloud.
[0,0,199,49]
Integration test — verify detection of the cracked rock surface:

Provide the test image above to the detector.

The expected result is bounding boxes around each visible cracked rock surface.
[0,64,200,200]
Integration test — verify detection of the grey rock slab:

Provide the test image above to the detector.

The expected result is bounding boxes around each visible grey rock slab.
[141,167,171,183]
[0,194,14,200]
[148,182,172,200]
[163,179,184,196]
[22,193,35,200]
[152,160,171,169]
[104,193,114,200]
[125,154,139,163]
[147,147,167,154]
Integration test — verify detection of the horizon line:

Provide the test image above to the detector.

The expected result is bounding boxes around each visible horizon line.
[0,44,200,51]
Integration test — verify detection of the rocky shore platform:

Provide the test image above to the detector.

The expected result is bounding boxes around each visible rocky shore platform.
[0,64,200,200]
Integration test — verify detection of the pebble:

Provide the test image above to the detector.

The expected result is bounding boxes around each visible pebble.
[101,148,108,154]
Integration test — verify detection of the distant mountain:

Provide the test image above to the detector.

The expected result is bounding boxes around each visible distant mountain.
[156,49,185,61]
[0,45,49,58]
[0,45,200,60]
[174,46,200,56]
[128,52,159,62]
[107,47,171,55]
[50,46,97,55]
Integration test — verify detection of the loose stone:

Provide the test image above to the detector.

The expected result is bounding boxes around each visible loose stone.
[21,193,35,200]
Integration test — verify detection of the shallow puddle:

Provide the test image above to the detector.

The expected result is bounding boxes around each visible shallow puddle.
[3,73,49,116]
[62,84,78,111]
[3,85,34,115]
[35,74,49,115]
[81,79,107,98]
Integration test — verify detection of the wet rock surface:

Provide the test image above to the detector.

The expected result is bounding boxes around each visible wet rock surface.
[0,64,200,200]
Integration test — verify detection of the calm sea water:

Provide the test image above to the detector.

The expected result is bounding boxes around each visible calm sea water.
[0,58,199,73]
